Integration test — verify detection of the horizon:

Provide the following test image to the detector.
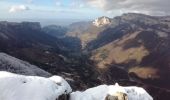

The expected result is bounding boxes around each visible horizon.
[0,12,169,26]
[0,18,92,26]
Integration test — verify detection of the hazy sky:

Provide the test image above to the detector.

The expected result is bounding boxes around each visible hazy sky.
[0,0,170,23]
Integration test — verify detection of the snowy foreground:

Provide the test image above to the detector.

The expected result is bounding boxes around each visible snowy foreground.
[0,71,72,100]
[0,71,153,100]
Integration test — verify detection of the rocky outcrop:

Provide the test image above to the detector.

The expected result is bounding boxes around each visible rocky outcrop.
[0,71,72,100]
[93,16,111,27]
[70,83,153,100]
[105,92,128,100]
[0,53,51,77]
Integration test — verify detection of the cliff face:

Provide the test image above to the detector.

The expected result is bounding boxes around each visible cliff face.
[93,16,111,27]
[0,21,41,31]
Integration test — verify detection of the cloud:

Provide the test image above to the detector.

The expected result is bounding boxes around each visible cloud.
[9,5,30,13]
[26,0,33,4]
[83,0,170,15]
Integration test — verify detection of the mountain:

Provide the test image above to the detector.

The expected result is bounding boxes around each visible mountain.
[66,21,104,48]
[0,21,83,70]
[1,13,170,99]
[42,25,82,52]
[65,13,170,99]
[0,53,51,77]
[42,25,68,38]
[0,21,96,90]
[0,21,65,50]
[86,13,170,89]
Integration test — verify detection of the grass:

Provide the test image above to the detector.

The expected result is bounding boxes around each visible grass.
[129,67,160,79]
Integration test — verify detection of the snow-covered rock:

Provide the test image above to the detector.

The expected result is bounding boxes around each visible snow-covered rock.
[0,71,72,100]
[70,83,153,100]
[93,16,111,27]
[0,52,51,77]
[124,86,153,100]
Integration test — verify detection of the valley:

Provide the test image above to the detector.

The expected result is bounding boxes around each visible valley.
[0,13,170,100]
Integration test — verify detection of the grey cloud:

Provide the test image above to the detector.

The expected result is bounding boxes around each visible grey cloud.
[83,0,170,15]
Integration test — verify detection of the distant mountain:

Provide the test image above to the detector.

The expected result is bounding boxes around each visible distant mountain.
[42,25,68,38]
[93,16,111,27]
[42,25,82,52]
[0,21,95,90]
[0,52,51,77]
[66,21,105,48]
[0,21,73,70]
[0,21,64,51]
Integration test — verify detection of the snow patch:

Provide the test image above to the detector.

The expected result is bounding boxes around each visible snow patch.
[156,31,168,38]
[124,86,153,100]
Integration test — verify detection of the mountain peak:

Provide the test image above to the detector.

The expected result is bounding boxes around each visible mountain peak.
[21,22,41,30]
[93,16,111,27]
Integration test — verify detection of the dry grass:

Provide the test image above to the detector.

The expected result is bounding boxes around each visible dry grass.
[91,31,147,68]
[80,33,98,48]
[91,44,149,68]
[129,67,160,79]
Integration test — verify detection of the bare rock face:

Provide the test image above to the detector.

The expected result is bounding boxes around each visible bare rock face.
[93,16,111,27]
[105,92,128,100]
[58,94,70,100]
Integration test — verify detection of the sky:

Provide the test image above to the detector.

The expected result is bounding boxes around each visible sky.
[0,0,170,25]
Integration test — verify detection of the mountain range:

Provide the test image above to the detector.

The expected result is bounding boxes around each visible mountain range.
[0,13,170,100]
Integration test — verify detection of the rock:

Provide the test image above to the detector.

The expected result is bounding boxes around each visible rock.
[93,16,111,27]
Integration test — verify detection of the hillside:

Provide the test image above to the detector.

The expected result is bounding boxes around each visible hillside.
[65,13,170,99]
[88,13,170,89]
[0,21,82,71]
[0,52,50,77]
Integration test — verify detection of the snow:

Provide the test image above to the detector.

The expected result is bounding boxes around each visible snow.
[70,83,153,100]
[0,71,153,100]
[0,52,51,77]
[124,86,153,100]
[0,71,72,100]
[70,85,110,100]
[93,17,111,27]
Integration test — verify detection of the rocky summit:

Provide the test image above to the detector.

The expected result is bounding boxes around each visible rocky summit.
[93,16,112,27]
